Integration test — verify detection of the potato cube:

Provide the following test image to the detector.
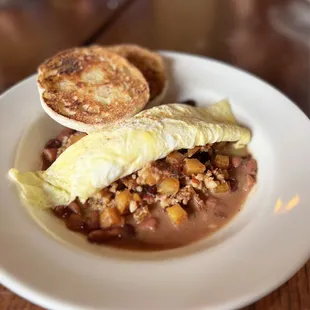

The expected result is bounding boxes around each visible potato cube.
[100,208,124,228]
[166,151,185,165]
[214,182,230,193]
[213,154,229,169]
[133,206,151,224]
[166,203,188,226]
[183,158,206,175]
[115,189,132,214]
[146,174,157,186]
[133,193,142,202]
[140,168,157,186]
[157,178,180,196]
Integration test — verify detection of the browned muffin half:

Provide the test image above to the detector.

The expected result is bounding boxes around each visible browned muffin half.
[38,46,150,132]
[103,44,168,105]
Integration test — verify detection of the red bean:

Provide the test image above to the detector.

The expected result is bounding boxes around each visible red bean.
[122,224,136,237]
[53,205,71,218]
[68,201,81,214]
[88,227,122,243]
[65,214,84,232]
[138,217,158,231]
[43,148,58,162]
[45,139,61,148]
[85,210,100,230]
[42,157,51,170]
[143,185,157,196]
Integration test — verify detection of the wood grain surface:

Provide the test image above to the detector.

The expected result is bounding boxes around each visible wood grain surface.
[0,0,309,309]
[0,0,131,91]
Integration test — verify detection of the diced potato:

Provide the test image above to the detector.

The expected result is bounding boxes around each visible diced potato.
[213,154,229,169]
[99,208,124,228]
[183,158,206,175]
[133,206,151,224]
[140,168,157,186]
[133,193,142,202]
[187,146,200,157]
[214,182,230,193]
[157,178,180,196]
[166,203,188,226]
[115,189,132,214]
[69,133,87,146]
[166,151,185,165]
[146,173,157,186]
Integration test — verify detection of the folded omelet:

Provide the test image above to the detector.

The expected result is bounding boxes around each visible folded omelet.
[9,100,251,209]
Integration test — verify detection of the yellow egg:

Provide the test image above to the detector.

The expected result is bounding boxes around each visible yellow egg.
[8,100,251,209]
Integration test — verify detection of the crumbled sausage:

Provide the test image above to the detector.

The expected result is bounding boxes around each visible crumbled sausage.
[133,206,151,224]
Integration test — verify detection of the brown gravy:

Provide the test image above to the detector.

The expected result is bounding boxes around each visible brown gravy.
[106,165,250,250]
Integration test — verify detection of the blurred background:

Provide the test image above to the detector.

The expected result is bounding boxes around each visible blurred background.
[0,0,309,309]
[0,0,309,115]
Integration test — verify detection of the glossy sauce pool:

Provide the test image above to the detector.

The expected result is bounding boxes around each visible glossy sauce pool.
[103,166,253,251]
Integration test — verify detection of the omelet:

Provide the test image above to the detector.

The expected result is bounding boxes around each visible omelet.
[8,100,251,209]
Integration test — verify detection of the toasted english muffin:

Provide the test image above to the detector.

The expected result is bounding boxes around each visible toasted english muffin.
[38,46,150,133]
[103,44,168,105]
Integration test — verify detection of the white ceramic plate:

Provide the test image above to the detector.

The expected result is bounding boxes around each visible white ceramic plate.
[1,52,310,310]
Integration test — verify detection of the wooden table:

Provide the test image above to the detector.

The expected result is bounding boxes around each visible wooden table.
[0,0,309,309]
